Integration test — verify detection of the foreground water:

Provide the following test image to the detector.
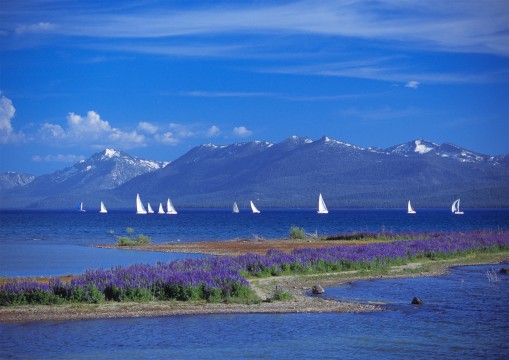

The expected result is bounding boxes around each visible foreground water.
[1,209,507,277]
[1,263,507,359]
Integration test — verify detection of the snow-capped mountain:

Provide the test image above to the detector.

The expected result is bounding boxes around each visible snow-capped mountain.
[112,136,508,208]
[0,149,168,208]
[385,139,495,163]
[0,172,35,191]
[34,148,168,192]
[1,137,507,209]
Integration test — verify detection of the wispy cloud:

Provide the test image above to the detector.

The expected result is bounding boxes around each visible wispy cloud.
[265,58,505,85]
[180,90,277,98]
[339,106,421,124]
[15,22,56,35]
[32,153,85,163]
[176,90,378,101]
[5,1,508,56]
[405,81,420,89]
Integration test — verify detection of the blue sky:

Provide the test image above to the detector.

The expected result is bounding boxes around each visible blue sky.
[1,0,508,175]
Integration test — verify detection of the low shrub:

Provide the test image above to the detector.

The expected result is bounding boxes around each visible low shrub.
[116,228,151,246]
[289,226,306,239]
[271,289,294,301]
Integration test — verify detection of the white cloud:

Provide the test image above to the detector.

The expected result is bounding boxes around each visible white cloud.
[109,129,145,146]
[206,125,221,137]
[155,131,179,145]
[169,123,196,138]
[40,110,146,149]
[233,126,252,137]
[405,81,420,89]
[0,95,24,143]
[32,153,85,163]
[67,111,112,136]
[137,121,158,134]
[39,123,65,140]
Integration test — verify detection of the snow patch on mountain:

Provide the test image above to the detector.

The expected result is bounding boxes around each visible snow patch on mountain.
[0,172,36,191]
[103,149,120,158]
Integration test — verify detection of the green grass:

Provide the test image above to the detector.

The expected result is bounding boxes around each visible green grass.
[116,228,151,246]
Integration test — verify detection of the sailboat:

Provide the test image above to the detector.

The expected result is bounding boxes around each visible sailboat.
[451,199,464,215]
[99,201,107,214]
[136,193,147,214]
[158,203,165,214]
[250,201,260,214]
[147,203,154,214]
[166,198,178,215]
[232,202,239,214]
[407,200,416,214]
[78,202,86,212]
[317,193,328,214]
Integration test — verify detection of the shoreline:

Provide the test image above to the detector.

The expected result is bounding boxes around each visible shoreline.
[95,238,381,256]
[2,253,508,323]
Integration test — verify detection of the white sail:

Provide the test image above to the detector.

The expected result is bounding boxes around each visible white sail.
[451,199,464,215]
[407,200,416,214]
[250,201,260,214]
[317,193,328,214]
[233,202,239,213]
[158,203,165,214]
[78,202,86,212]
[166,198,178,214]
[99,201,107,214]
[147,203,154,214]
[136,193,147,214]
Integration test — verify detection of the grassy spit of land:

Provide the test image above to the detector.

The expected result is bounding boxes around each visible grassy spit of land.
[1,231,508,323]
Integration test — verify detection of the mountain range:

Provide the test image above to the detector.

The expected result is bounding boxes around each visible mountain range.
[0,149,168,209]
[1,137,508,209]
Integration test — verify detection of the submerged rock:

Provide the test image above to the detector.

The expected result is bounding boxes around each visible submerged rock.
[411,297,423,305]
[312,285,325,294]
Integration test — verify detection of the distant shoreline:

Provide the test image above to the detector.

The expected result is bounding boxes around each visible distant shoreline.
[1,253,507,323]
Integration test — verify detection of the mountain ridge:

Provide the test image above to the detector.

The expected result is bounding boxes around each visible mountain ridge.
[1,136,507,209]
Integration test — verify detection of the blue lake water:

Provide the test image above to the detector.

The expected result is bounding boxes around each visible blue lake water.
[1,263,507,359]
[1,209,509,246]
[0,209,508,276]
[1,210,508,358]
